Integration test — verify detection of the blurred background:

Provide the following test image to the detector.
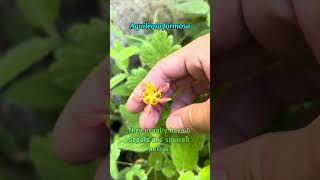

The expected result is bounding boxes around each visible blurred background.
[0,0,107,179]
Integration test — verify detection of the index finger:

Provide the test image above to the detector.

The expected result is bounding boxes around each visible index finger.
[126,34,210,113]
[53,60,109,164]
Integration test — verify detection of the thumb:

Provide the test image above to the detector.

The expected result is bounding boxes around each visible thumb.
[213,115,320,180]
[166,99,210,133]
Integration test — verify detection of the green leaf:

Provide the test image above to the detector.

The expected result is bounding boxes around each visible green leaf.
[110,73,128,89]
[68,19,108,55]
[119,105,140,128]
[125,164,147,180]
[115,134,150,152]
[0,37,57,87]
[178,171,195,180]
[110,143,121,179]
[49,45,102,91]
[3,71,69,109]
[175,0,209,17]
[199,165,210,180]
[162,159,176,178]
[111,84,131,97]
[17,0,60,29]
[139,30,181,68]
[111,45,139,72]
[3,14,37,43]
[0,127,18,157]
[126,68,148,90]
[29,135,97,180]
[49,19,107,91]
[171,134,205,171]
[148,152,163,171]
[117,167,131,180]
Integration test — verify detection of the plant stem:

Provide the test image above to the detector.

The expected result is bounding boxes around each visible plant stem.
[125,35,145,43]
[117,161,133,166]
[154,170,157,180]
[195,165,202,173]
[146,167,153,176]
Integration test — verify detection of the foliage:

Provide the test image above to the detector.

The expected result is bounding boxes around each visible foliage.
[0,0,107,179]
[110,0,211,179]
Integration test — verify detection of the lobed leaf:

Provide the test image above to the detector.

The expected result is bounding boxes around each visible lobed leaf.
[178,171,195,180]
[3,71,69,109]
[125,164,147,180]
[17,0,60,30]
[119,105,140,128]
[110,73,128,89]
[0,37,57,87]
[126,68,148,90]
[171,134,205,171]
[199,165,210,180]
[29,135,97,180]
[139,31,181,68]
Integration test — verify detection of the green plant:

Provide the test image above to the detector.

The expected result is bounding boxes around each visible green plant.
[110,1,211,179]
[0,0,107,179]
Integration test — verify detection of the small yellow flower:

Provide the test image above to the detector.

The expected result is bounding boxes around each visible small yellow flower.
[135,81,172,116]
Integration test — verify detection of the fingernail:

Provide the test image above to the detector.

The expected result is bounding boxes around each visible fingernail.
[213,169,227,180]
[167,115,184,129]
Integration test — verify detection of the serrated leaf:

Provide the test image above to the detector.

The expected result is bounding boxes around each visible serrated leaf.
[29,135,97,180]
[49,45,102,91]
[126,68,148,90]
[148,152,163,171]
[110,73,128,89]
[50,19,108,91]
[0,37,57,87]
[68,19,108,55]
[110,143,121,179]
[111,84,131,97]
[17,0,60,29]
[125,164,147,180]
[3,71,69,109]
[116,134,150,152]
[162,159,176,178]
[178,171,195,180]
[199,165,210,180]
[119,105,140,128]
[171,134,205,171]
[140,31,181,68]
[111,45,139,72]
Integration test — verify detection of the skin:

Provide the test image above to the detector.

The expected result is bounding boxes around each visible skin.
[213,0,320,179]
[126,33,211,132]
[52,0,320,178]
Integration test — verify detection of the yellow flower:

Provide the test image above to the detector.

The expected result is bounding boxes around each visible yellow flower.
[135,81,172,115]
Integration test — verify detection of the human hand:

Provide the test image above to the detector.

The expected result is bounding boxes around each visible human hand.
[214,0,320,179]
[52,61,109,180]
[126,33,211,132]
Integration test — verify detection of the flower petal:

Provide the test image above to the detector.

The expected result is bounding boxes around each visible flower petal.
[157,83,170,93]
[140,82,147,91]
[140,107,161,129]
[133,96,144,102]
[143,104,152,115]
[159,98,172,104]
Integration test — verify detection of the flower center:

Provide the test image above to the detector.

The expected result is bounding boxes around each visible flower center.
[143,82,161,106]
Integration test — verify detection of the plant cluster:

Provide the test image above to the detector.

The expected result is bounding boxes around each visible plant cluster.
[110,0,211,179]
[0,0,107,179]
